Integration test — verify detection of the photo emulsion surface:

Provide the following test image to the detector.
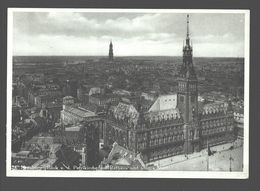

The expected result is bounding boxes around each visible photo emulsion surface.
[7,9,249,178]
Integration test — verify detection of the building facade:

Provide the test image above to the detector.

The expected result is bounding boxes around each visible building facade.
[60,96,106,139]
[84,122,100,167]
[234,108,244,140]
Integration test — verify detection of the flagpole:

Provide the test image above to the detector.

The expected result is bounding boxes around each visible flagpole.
[207,138,209,171]
[229,153,233,172]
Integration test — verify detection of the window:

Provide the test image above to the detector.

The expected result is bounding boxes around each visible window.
[180,96,184,102]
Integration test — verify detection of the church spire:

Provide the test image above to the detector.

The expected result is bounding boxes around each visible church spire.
[109,40,113,61]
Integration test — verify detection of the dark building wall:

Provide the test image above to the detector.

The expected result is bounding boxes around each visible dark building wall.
[12,107,21,125]
[65,128,86,145]
[85,124,99,167]
[105,123,128,148]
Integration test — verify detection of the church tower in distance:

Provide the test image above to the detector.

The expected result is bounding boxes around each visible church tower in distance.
[177,14,199,154]
[109,40,114,61]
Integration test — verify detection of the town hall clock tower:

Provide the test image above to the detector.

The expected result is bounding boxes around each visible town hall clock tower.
[177,15,200,154]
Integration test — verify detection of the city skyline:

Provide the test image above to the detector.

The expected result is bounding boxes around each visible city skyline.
[13,11,245,57]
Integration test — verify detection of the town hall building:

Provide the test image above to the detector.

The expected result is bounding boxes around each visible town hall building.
[103,15,235,163]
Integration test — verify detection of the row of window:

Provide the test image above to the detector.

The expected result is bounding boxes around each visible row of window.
[179,83,196,89]
[149,135,184,146]
[150,130,183,139]
[163,98,175,102]
[201,127,226,135]
[150,146,183,157]
[201,135,227,144]
[201,118,232,128]
[179,95,196,102]
[149,126,183,135]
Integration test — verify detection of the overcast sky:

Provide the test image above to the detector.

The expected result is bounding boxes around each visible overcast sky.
[13,11,245,57]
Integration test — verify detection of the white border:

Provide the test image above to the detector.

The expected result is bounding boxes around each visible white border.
[7,8,250,179]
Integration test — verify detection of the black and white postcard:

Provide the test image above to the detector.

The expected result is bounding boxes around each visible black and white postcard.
[6,8,249,178]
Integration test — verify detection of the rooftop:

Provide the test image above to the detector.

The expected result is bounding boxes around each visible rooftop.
[112,102,139,123]
[105,142,145,169]
[148,94,177,112]
[199,101,229,115]
[16,150,31,156]
[64,105,96,118]
[63,96,74,100]
[145,108,181,121]
[65,126,82,132]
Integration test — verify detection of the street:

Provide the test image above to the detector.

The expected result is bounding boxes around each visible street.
[149,141,243,171]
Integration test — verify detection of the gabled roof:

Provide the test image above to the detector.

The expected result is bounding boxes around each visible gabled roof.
[64,105,96,118]
[148,94,177,112]
[105,142,145,169]
[113,102,139,124]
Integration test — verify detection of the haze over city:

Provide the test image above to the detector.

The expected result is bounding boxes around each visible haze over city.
[13,12,245,57]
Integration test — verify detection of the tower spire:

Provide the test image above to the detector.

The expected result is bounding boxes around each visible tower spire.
[187,14,189,38]
[186,14,190,46]
[182,14,194,72]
